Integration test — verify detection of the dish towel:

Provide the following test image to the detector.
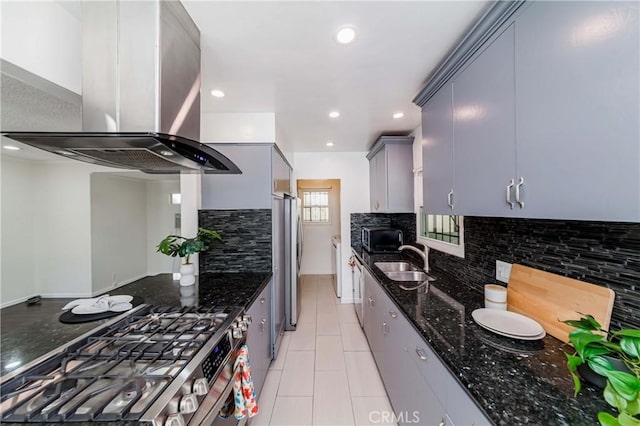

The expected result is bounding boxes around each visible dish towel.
[219,344,259,419]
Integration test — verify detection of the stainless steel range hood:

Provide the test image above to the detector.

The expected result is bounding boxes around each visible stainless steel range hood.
[2,1,241,175]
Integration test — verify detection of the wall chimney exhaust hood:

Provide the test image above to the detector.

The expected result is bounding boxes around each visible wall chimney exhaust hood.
[2,1,241,175]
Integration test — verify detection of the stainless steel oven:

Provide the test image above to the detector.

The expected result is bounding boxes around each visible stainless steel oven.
[0,305,251,425]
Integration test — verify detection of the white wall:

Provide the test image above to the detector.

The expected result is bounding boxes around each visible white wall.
[90,174,148,294]
[0,1,82,94]
[293,152,370,302]
[201,113,276,143]
[298,180,341,275]
[1,157,37,306]
[146,179,181,275]
[32,162,102,298]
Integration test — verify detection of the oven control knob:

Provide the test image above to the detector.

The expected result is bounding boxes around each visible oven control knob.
[179,393,199,414]
[165,413,186,426]
[232,326,243,339]
[192,378,209,396]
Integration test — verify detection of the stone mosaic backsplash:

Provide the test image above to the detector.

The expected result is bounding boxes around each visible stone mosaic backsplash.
[350,213,417,247]
[430,217,640,330]
[199,209,272,273]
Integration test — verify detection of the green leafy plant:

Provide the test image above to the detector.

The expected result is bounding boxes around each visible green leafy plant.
[156,228,221,265]
[562,314,640,426]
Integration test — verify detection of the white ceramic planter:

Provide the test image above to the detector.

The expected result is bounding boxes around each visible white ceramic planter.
[179,263,196,286]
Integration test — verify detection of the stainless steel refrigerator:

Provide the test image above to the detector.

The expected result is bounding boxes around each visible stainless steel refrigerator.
[284,195,303,330]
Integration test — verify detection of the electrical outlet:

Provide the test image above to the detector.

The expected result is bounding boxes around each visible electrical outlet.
[496,260,512,283]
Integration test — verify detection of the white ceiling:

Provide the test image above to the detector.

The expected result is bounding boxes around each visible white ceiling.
[182,1,491,152]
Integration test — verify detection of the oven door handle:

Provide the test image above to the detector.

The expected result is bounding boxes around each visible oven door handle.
[188,365,245,425]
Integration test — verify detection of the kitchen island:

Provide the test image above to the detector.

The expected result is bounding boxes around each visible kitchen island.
[0,272,272,377]
[351,245,609,425]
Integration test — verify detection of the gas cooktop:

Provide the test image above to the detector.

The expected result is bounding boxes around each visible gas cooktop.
[0,304,249,424]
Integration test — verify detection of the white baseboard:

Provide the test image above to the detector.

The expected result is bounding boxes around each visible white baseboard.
[339,297,354,304]
[0,274,152,309]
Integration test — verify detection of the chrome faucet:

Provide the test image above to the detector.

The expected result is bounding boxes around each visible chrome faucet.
[398,244,430,273]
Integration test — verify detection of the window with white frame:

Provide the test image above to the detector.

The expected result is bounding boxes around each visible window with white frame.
[302,190,330,223]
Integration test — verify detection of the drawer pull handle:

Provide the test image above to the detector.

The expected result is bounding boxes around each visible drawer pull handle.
[416,347,428,362]
[260,318,267,332]
[438,419,445,426]
[368,297,375,308]
[389,311,397,318]
[383,322,389,335]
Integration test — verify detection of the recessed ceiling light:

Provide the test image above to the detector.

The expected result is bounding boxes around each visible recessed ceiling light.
[335,25,358,45]
[2,145,20,150]
[326,141,335,147]
[329,111,340,118]
[210,89,225,98]
[393,112,405,119]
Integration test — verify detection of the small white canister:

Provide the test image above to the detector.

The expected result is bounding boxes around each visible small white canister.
[485,284,507,310]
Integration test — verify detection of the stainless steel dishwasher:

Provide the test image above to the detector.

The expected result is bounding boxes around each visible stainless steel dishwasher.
[350,253,364,328]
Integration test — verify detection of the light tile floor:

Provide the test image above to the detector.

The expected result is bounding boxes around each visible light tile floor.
[251,275,396,426]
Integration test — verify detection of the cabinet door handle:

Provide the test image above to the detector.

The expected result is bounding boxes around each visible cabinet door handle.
[416,347,429,362]
[389,311,397,318]
[382,322,389,335]
[260,318,267,333]
[447,189,454,209]
[368,297,375,308]
[506,179,515,209]
[515,176,525,208]
[438,419,445,426]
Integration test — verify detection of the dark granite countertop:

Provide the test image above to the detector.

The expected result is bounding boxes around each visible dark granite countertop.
[351,245,608,425]
[0,272,271,377]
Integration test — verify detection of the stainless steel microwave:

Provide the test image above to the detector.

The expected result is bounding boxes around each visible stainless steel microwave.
[361,227,403,253]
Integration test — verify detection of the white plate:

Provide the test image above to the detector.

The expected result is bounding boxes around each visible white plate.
[472,308,545,337]
[480,326,546,341]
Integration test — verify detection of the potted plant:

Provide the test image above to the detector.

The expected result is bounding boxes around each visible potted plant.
[562,314,640,426]
[157,228,221,286]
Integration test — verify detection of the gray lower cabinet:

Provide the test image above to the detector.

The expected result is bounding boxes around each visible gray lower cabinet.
[363,275,490,426]
[245,279,272,398]
[367,136,415,213]
[422,83,455,215]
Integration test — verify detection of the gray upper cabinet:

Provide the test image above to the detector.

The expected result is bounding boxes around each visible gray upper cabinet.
[514,0,640,221]
[367,136,415,213]
[272,147,291,196]
[417,0,639,221]
[422,84,455,215]
[453,24,517,217]
[201,143,292,209]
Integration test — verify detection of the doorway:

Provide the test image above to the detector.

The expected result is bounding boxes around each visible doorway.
[297,179,341,276]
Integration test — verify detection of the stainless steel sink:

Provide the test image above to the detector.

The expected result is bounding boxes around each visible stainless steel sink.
[384,271,436,282]
[374,262,419,272]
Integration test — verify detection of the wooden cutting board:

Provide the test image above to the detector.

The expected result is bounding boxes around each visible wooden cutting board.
[507,264,615,343]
